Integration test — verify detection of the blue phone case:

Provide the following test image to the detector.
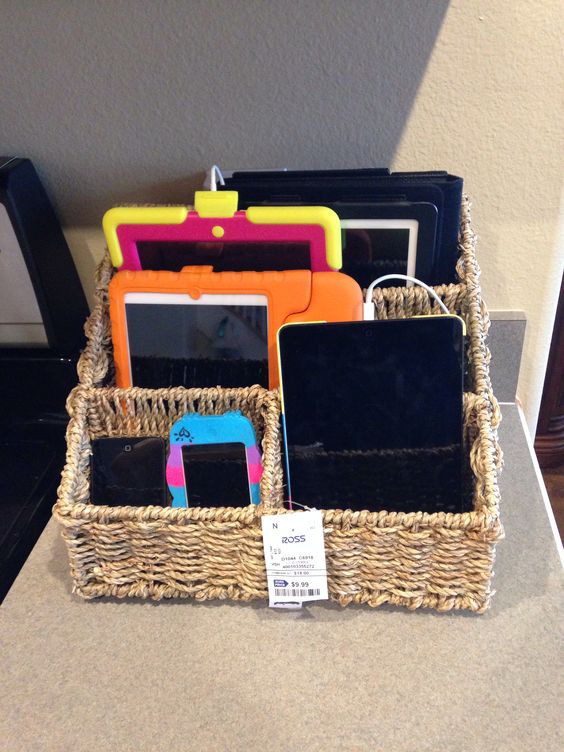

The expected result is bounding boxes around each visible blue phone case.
[166,411,262,507]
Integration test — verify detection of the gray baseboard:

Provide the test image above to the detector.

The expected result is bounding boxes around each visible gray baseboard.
[487,311,526,403]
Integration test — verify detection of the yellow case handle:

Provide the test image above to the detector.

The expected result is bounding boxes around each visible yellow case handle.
[247,205,342,270]
[103,194,342,270]
[194,191,238,218]
[103,206,189,267]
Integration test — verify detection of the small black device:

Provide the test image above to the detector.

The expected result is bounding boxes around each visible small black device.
[90,437,167,506]
[221,168,463,284]
[181,442,251,507]
[278,317,468,514]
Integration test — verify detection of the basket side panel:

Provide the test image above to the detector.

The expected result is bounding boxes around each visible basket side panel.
[456,196,495,403]
[77,255,114,388]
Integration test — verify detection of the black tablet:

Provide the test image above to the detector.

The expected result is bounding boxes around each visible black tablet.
[278,317,468,514]
[223,168,462,284]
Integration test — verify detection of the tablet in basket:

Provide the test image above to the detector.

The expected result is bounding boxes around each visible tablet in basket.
[109,268,363,390]
[277,317,468,514]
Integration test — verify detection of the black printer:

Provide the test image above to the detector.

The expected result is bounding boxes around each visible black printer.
[0,157,88,601]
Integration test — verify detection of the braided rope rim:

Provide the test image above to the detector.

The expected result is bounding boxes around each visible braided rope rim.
[54,387,501,534]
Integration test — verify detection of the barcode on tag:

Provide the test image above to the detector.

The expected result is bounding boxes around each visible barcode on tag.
[274,588,321,597]
[261,509,328,608]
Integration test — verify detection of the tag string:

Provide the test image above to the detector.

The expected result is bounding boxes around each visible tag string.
[283,499,314,512]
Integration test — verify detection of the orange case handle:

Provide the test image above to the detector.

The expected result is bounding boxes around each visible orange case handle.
[109,269,363,389]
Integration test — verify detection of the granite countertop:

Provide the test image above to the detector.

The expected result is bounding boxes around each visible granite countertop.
[1,404,562,752]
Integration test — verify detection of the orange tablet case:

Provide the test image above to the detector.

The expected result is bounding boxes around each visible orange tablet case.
[109,268,363,389]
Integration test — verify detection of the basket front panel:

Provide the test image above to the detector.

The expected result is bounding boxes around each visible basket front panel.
[59,515,270,601]
[58,509,499,612]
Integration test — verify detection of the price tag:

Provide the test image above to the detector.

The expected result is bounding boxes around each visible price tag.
[261,510,328,608]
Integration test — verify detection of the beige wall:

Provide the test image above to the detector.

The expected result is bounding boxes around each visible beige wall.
[394,0,564,431]
[2,1,561,431]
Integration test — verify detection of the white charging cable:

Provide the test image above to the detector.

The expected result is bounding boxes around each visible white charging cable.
[208,164,225,192]
[363,274,450,320]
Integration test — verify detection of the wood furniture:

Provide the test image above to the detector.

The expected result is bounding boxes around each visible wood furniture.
[535,275,564,468]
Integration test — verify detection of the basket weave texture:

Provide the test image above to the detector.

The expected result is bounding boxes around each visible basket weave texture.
[54,197,504,612]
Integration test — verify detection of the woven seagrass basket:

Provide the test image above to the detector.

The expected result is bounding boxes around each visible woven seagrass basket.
[54,196,504,612]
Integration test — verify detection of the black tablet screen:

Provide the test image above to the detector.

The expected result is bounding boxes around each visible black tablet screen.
[182,442,250,507]
[279,318,467,514]
[342,227,411,288]
[90,437,167,506]
[137,241,311,272]
[125,301,269,388]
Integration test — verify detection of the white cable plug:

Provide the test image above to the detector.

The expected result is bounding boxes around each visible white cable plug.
[207,164,225,192]
[363,274,450,321]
